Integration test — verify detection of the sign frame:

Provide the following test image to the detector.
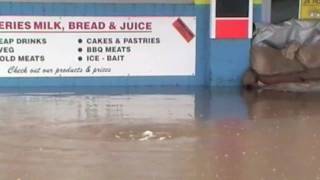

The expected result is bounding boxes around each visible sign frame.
[210,0,253,39]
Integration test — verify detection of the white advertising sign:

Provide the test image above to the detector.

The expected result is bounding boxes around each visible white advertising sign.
[0,16,196,77]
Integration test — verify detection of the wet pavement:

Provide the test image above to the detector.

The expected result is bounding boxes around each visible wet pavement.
[0,87,319,180]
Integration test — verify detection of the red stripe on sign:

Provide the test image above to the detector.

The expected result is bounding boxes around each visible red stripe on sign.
[215,19,249,39]
[173,18,195,43]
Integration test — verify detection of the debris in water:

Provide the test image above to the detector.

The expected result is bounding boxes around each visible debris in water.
[159,137,166,141]
[139,130,155,141]
[142,130,154,137]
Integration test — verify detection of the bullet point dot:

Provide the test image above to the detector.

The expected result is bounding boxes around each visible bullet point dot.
[78,48,83,52]
[78,39,83,43]
[78,57,82,61]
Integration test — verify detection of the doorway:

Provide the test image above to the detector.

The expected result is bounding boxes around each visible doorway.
[262,0,300,23]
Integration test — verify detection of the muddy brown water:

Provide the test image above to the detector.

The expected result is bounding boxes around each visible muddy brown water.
[0,87,319,180]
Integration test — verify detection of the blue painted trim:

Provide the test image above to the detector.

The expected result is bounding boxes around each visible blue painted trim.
[209,40,251,86]
[253,5,262,22]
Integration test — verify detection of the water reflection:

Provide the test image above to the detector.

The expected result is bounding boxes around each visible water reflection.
[0,87,250,125]
[0,87,319,180]
[0,87,198,125]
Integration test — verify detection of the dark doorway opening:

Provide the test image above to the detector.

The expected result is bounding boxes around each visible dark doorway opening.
[271,0,299,23]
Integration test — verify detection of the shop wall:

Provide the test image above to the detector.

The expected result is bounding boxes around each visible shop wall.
[0,2,261,87]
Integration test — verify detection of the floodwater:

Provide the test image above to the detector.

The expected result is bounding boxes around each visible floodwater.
[0,87,319,180]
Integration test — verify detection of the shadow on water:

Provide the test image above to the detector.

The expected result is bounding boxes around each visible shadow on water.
[0,87,320,180]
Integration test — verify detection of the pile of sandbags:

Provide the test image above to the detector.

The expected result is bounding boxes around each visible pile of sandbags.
[244,19,320,92]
